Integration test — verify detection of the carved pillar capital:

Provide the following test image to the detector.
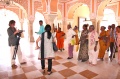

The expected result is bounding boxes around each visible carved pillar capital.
[44,14,57,32]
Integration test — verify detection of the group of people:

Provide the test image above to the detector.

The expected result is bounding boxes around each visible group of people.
[78,24,120,66]
[7,19,120,75]
[66,24,99,65]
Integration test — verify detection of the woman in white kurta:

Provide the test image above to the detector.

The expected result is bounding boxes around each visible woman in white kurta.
[36,24,55,75]
[88,25,99,65]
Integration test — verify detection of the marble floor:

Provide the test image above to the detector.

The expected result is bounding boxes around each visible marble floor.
[0,38,120,79]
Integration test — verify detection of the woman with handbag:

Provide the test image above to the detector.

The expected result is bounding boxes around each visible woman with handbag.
[35,24,55,75]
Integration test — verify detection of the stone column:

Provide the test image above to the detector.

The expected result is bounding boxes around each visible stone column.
[20,19,24,38]
[29,20,35,42]
[44,14,57,32]
[62,18,68,33]
[96,16,103,33]
[28,16,35,42]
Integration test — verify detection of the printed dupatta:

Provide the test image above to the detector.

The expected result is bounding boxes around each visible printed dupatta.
[90,30,95,45]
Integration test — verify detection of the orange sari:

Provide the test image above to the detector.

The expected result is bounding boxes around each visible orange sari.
[56,31,65,49]
[98,31,107,59]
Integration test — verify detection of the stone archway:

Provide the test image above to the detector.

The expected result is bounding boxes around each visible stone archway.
[100,9,118,28]
[96,0,112,32]
[13,1,27,19]
[97,0,112,17]
[33,12,46,40]
[67,3,90,27]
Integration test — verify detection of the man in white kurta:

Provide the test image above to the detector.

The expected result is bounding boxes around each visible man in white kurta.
[66,24,76,59]
[88,25,99,65]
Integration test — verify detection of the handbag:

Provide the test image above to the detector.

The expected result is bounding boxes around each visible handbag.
[52,36,58,52]
[52,42,58,52]
[70,37,76,45]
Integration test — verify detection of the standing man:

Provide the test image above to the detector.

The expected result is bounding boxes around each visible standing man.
[66,24,76,59]
[56,28,65,51]
[88,25,99,65]
[109,24,117,61]
[35,20,45,35]
[7,20,26,69]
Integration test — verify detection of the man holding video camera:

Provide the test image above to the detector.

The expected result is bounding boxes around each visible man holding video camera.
[7,20,26,69]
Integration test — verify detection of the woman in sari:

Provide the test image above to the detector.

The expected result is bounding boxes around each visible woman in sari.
[73,26,79,52]
[78,24,89,62]
[106,25,111,52]
[116,26,120,65]
[98,26,107,61]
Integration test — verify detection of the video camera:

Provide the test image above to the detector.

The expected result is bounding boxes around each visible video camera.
[16,30,25,37]
[15,30,25,45]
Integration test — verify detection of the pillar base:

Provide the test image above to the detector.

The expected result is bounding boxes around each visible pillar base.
[30,36,35,42]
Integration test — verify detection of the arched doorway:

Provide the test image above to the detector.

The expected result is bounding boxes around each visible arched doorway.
[67,3,91,37]
[67,3,91,29]
[100,9,118,30]
[33,12,46,40]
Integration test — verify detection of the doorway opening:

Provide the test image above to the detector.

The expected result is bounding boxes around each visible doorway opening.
[33,12,46,40]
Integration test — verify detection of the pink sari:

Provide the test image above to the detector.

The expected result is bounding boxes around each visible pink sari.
[117,32,120,63]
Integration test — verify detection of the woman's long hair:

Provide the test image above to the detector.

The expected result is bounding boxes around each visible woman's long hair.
[45,24,51,39]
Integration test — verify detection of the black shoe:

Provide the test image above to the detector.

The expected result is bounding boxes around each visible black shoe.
[67,57,73,59]
[81,60,86,62]
[113,55,115,58]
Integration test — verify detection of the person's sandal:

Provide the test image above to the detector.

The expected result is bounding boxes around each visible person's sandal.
[20,62,26,65]
[41,69,45,73]
[48,71,52,75]
[11,64,17,69]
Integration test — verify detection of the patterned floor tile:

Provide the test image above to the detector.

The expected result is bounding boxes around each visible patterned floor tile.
[8,68,24,77]
[52,61,60,66]
[9,74,27,79]
[55,56,63,60]
[79,70,98,79]
[0,71,8,79]
[62,62,76,68]
[35,76,47,79]
[67,74,87,79]
[70,65,86,73]
[45,72,65,79]
[53,64,67,71]
[59,69,77,77]
[22,66,37,73]
[25,70,43,79]
[31,60,40,65]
